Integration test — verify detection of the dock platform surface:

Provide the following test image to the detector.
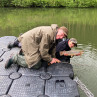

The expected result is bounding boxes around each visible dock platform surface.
[0,36,80,97]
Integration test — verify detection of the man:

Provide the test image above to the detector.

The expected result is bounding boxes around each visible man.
[56,38,77,63]
[5,24,68,69]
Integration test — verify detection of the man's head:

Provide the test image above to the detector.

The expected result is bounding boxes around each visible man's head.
[68,38,77,48]
[56,26,68,39]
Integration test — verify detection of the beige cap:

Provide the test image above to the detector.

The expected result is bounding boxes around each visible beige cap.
[60,26,68,36]
[70,38,77,47]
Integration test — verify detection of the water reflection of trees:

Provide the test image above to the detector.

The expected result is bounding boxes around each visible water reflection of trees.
[0,8,97,40]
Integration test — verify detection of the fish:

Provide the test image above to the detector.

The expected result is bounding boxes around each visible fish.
[60,50,84,56]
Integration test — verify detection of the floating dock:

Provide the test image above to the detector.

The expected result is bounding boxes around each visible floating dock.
[0,36,80,97]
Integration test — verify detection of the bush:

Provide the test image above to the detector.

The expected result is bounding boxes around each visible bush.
[76,0,97,7]
[0,0,12,7]
[11,0,33,7]
[1,0,97,8]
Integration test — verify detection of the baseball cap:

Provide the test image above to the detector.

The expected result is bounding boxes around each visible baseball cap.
[70,38,77,47]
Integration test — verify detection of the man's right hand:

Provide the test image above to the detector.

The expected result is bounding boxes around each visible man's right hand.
[50,58,61,64]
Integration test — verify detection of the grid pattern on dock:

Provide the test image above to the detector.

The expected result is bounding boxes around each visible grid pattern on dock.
[0,36,80,97]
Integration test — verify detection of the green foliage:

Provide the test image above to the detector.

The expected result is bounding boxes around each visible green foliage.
[0,0,97,8]
[65,0,78,7]
[31,0,66,7]
[75,0,97,7]
[0,0,12,7]
[32,0,41,7]
[11,0,33,7]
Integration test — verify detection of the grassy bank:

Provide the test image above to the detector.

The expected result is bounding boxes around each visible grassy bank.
[0,0,97,8]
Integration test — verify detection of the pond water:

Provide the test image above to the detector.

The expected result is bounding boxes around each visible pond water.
[0,8,97,97]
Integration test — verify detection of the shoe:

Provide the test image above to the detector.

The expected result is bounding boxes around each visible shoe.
[5,58,13,69]
[8,40,20,49]
[7,43,15,49]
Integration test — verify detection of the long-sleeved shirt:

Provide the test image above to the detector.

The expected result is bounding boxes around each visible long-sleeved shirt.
[56,39,71,62]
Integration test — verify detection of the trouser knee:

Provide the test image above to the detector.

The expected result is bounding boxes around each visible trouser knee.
[12,54,28,68]
[32,60,42,69]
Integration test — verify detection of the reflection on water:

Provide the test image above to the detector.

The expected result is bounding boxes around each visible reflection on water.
[71,44,97,70]
[0,8,97,97]
[71,43,97,97]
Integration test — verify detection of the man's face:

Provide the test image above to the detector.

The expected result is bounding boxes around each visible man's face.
[68,41,75,48]
[56,29,65,39]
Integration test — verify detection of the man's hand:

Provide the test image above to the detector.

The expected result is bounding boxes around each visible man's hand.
[50,58,61,64]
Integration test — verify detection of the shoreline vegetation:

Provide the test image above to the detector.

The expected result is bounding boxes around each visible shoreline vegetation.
[0,0,97,8]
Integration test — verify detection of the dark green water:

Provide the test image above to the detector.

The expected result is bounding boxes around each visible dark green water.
[0,8,97,97]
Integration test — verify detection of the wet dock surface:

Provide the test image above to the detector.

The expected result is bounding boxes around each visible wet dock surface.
[0,36,80,97]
